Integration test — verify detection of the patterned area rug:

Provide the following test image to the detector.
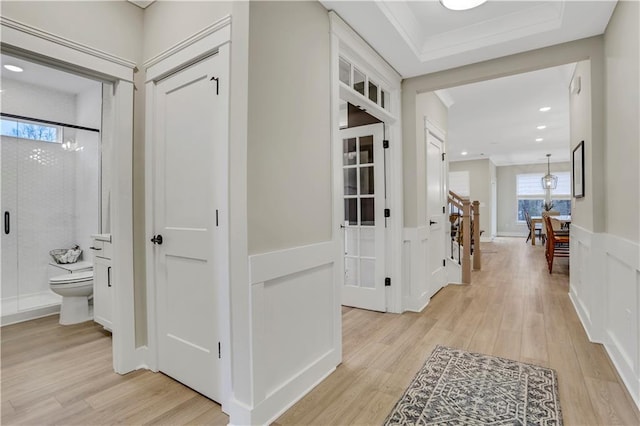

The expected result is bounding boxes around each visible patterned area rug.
[384,345,563,425]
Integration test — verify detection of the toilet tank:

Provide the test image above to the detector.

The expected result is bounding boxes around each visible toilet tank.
[48,260,94,280]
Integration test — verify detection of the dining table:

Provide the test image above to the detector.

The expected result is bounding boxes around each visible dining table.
[530,215,572,246]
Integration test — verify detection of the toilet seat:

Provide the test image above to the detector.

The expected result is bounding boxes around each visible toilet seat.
[50,270,94,286]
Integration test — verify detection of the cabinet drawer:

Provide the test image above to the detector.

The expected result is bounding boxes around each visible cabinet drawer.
[90,240,112,260]
[90,240,104,254]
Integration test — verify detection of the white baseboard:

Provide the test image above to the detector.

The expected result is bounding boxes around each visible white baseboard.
[496,232,527,238]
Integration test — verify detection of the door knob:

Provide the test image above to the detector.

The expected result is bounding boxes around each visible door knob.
[150,234,163,245]
[429,220,437,225]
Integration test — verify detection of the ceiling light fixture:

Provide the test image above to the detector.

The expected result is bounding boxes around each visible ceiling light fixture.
[537,125,547,130]
[536,138,544,142]
[461,151,468,156]
[539,106,551,112]
[541,153,558,190]
[4,64,23,73]
[440,0,488,11]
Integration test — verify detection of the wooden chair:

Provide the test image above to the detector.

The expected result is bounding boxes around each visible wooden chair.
[544,215,570,273]
[524,211,544,244]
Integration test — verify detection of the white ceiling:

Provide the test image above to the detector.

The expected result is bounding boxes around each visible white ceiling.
[320,0,617,77]
[442,62,575,165]
[0,54,99,95]
[321,0,617,166]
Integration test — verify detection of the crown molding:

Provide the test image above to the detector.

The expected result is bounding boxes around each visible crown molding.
[0,16,137,70]
[143,15,231,70]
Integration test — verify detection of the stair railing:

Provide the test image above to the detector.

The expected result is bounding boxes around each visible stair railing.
[448,191,482,284]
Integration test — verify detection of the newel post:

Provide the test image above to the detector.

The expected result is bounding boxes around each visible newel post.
[462,199,471,284]
[472,201,481,270]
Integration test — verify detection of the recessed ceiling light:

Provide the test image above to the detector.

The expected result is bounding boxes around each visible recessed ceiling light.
[537,125,547,130]
[536,138,544,142]
[4,64,23,73]
[461,151,468,156]
[539,106,551,112]
[440,0,488,11]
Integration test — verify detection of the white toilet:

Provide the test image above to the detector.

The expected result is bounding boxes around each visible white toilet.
[48,261,94,325]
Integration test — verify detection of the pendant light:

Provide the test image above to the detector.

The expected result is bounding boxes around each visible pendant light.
[541,153,558,190]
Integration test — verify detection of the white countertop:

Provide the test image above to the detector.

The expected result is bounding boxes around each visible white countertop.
[91,233,112,242]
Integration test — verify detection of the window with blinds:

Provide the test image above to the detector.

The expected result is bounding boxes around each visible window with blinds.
[516,171,571,220]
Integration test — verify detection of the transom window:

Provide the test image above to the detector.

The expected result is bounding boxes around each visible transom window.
[0,118,61,143]
[517,172,571,220]
[339,56,389,111]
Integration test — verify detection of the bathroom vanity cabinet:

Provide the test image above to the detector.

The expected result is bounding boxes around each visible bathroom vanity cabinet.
[91,234,113,331]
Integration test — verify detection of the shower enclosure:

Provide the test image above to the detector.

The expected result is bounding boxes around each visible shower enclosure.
[1,64,103,325]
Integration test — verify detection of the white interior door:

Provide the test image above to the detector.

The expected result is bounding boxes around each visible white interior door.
[426,126,447,297]
[152,53,226,402]
[340,123,386,312]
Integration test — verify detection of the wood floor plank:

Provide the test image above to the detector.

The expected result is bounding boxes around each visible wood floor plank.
[2,238,638,425]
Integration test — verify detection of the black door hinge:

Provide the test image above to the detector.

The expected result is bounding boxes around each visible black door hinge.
[442,206,445,214]
[383,140,389,149]
[385,277,391,287]
[443,259,446,267]
[384,208,390,218]
[441,153,446,161]
[210,76,219,95]
[218,342,221,359]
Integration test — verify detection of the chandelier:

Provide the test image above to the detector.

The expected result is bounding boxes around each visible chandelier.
[541,153,558,190]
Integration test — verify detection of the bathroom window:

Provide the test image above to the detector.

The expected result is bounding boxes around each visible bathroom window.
[1,118,60,143]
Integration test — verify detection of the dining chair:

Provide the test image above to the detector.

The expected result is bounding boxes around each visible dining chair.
[544,215,570,273]
[524,211,544,244]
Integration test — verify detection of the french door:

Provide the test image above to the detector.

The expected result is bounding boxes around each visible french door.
[340,123,386,312]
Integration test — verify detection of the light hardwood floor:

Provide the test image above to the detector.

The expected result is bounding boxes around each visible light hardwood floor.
[2,238,639,425]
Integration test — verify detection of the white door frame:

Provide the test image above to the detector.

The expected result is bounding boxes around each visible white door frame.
[143,19,232,409]
[1,17,138,373]
[329,12,404,314]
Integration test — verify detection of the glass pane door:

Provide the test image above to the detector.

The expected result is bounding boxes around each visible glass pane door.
[340,123,385,311]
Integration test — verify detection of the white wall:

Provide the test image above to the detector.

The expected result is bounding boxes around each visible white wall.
[247,2,331,255]
[604,0,640,244]
[449,159,493,240]
[496,162,571,236]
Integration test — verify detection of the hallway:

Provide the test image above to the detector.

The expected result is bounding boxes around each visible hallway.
[275,238,639,425]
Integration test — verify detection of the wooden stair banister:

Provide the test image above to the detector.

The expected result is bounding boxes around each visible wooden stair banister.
[447,190,482,284]
[472,200,481,271]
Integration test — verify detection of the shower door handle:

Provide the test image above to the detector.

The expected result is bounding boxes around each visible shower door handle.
[4,211,9,235]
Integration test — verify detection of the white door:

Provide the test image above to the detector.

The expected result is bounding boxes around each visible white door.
[426,126,447,297]
[340,123,386,312]
[152,53,226,402]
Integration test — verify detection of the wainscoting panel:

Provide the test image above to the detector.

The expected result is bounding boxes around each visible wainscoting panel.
[248,241,339,425]
[569,225,640,410]
[603,234,640,410]
[402,227,430,312]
